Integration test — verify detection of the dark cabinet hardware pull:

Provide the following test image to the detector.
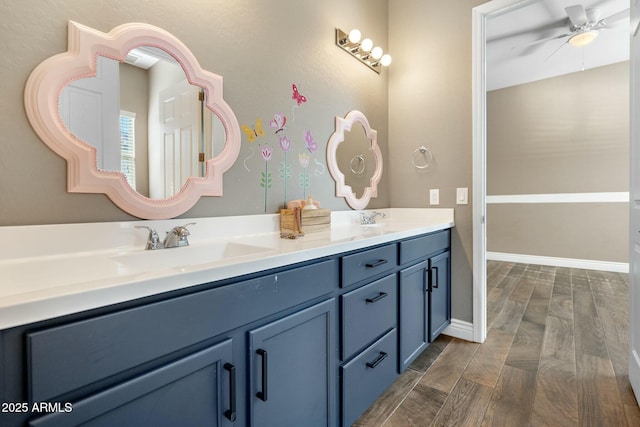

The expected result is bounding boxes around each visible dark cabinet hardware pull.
[425,268,431,293]
[223,363,236,421]
[365,259,388,268]
[432,266,439,289]
[256,349,268,401]
[366,351,388,369]
[366,292,388,304]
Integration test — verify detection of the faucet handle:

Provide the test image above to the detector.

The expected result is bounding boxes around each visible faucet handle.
[135,226,163,250]
[172,222,196,236]
[164,223,196,248]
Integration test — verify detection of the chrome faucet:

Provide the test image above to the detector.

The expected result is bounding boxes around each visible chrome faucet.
[135,223,195,250]
[163,223,195,248]
[360,212,386,225]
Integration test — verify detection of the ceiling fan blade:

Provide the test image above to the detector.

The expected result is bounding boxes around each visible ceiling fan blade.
[544,40,569,63]
[602,8,630,24]
[513,32,572,50]
[565,5,588,27]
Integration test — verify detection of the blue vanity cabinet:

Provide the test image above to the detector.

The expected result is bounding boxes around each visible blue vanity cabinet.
[28,339,236,427]
[398,260,429,372]
[1,259,338,427]
[0,227,453,427]
[398,230,451,372]
[429,250,451,342]
[339,243,399,426]
[249,299,336,427]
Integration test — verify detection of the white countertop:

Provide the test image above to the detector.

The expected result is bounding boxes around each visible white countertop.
[0,208,454,330]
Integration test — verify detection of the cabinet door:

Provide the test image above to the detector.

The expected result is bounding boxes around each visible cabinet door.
[249,299,336,427]
[398,261,429,372]
[29,339,235,427]
[429,250,451,342]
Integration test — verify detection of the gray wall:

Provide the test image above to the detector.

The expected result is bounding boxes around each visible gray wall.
[389,0,488,323]
[487,63,629,263]
[0,0,389,225]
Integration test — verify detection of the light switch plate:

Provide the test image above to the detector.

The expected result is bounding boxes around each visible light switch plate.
[456,187,468,205]
[430,189,440,205]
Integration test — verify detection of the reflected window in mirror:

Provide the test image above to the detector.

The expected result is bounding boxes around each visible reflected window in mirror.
[119,111,137,190]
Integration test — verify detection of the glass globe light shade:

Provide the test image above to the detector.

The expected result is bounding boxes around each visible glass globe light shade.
[348,29,362,44]
[371,46,383,60]
[360,38,373,52]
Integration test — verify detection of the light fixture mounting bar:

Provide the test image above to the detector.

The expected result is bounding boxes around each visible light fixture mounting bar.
[335,28,381,74]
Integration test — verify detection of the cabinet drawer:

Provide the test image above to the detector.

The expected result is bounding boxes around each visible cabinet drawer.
[27,259,338,402]
[399,229,450,265]
[341,274,397,360]
[341,328,398,427]
[341,244,398,287]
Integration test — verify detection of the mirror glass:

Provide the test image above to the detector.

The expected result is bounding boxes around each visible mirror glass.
[326,110,382,210]
[336,124,376,199]
[58,47,226,199]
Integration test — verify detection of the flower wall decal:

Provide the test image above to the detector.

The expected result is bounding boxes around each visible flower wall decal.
[241,83,326,212]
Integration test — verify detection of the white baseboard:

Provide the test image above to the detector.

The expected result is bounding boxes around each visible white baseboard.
[442,318,475,342]
[487,252,629,273]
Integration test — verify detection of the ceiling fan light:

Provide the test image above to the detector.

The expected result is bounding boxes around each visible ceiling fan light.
[568,30,599,47]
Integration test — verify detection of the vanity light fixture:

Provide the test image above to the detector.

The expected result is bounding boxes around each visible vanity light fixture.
[335,28,392,74]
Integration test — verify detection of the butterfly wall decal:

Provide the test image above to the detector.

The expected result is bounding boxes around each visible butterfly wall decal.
[241,118,265,142]
[292,84,307,106]
[304,130,318,153]
[269,113,287,133]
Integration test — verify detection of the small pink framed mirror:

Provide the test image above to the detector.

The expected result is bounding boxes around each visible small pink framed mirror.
[326,110,383,210]
[24,21,241,219]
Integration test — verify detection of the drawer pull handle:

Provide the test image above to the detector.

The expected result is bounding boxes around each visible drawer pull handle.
[256,349,268,402]
[224,363,236,421]
[365,259,388,269]
[366,351,388,369]
[366,292,388,304]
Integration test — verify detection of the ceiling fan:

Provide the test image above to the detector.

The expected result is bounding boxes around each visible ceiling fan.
[520,4,629,59]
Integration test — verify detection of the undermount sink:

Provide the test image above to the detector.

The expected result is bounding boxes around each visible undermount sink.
[110,241,276,273]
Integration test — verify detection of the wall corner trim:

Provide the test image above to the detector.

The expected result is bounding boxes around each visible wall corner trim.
[442,319,475,342]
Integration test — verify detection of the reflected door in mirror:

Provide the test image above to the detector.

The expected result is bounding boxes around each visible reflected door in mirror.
[59,56,121,172]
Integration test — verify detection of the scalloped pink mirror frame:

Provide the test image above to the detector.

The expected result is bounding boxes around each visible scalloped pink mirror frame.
[326,110,383,210]
[24,21,241,219]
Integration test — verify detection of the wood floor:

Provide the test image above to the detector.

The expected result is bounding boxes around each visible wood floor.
[354,261,640,426]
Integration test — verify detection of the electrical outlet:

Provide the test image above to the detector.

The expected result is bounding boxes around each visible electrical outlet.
[430,189,439,205]
[456,187,468,205]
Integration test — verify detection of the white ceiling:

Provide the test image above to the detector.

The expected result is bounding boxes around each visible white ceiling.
[486,0,630,91]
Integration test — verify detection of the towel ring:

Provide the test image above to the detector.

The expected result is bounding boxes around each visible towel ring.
[350,154,366,175]
[412,146,433,169]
